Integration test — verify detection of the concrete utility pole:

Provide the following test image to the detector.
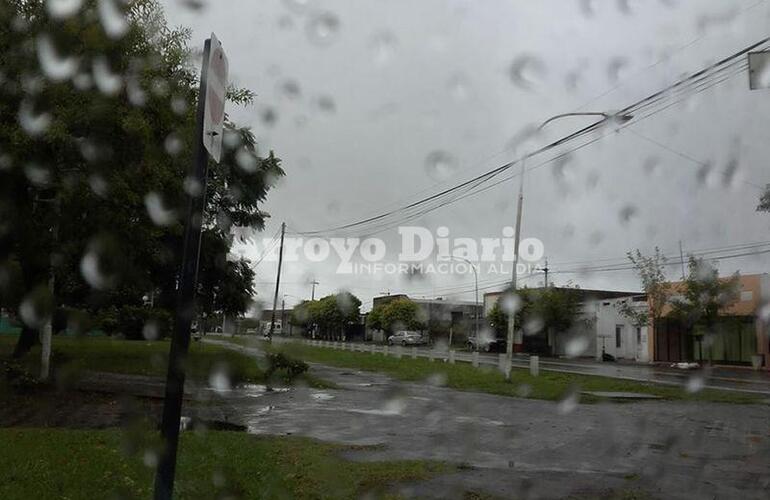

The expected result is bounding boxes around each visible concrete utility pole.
[679,240,686,281]
[310,279,319,301]
[269,222,286,341]
[504,111,633,377]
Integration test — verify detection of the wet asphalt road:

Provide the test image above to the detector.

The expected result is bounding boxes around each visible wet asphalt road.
[203,339,770,499]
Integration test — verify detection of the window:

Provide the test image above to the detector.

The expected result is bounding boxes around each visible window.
[636,327,642,344]
[615,325,623,348]
[740,291,753,302]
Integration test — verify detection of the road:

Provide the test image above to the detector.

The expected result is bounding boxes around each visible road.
[203,338,770,499]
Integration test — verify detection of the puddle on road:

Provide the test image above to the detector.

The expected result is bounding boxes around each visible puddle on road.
[311,392,335,401]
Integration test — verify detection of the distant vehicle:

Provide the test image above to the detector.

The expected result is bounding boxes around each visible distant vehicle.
[387,331,425,346]
[467,336,506,353]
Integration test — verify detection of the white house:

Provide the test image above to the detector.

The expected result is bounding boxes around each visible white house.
[592,295,649,362]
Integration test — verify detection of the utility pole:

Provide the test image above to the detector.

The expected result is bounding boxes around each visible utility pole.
[542,258,549,288]
[281,295,286,334]
[311,279,319,301]
[506,154,526,366]
[269,222,286,340]
[678,240,686,281]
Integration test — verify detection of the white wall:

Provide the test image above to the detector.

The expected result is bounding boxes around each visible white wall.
[594,297,649,362]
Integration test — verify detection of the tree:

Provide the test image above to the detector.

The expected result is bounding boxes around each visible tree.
[670,257,740,360]
[289,293,362,340]
[0,0,283,356]
[380,298,423,332]
[486,302,508,337]
[621,248,670,329]
[758,184,770,213]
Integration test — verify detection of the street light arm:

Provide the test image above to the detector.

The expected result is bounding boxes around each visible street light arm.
[537,111,633,131]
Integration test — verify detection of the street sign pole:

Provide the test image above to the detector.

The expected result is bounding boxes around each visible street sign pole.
[154,34,226,500]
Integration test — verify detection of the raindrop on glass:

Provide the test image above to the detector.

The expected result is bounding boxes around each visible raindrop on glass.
[306,11,340,46]
[144,192,176,226]
[509,55,547,90]
[37,35,78,82]
[424,150,457,182]
[164,133,183,156]
[92,57,123,95]
[18,99,51,137]
[98,0,129,39]
[236,149,259,173]
[46,0,83,19]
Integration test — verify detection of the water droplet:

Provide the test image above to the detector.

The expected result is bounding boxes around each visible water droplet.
[98,0,128,39]
[18,99,51,137]
[37,35,78,82]
[283,0,311,14]
[143,449,158,467]
[448,73,471,101]
[579,0,597,17]
[426,373,447,387]
[500,293,522,315]
[142,321,160,341]
[607,57,628,84]
[144,192,176,226]
[523,317,544,336]
[369,31,397,66]
[183,176,202,197]
[565,336,589,358]
[278,79,301,100]
[306,11,340,46]
[424,151,457,181]
[509,55,547,90]
[209,366,232,393]
[19,287,53,329]
[170,96,187,115]
[642,156,659,176]
[382,396,407,415]
[316,95,335,114]
[24,163,51,187]
[261,107,278,126]
[164,133,183,156]
[516,384,532,398]
[619,204,638,225]
[236,149,259,173]
[92,57,123,95]
[80,243,117,290]
[557,389,580,414]
[89,174,109,197]
[46,0,83,19]
[685,375,705,393]
[277,14,294,30]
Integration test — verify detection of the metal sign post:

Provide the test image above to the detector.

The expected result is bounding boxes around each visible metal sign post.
[153,33,227,500]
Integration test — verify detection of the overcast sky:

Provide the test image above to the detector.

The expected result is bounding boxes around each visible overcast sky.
[162,0,770,312]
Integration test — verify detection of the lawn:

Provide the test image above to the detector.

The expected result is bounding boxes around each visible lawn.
[0,335,263,385]
[266,341,762,405]
[0,428,449,500]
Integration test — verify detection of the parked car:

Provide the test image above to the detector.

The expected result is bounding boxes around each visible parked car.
[466,336,507,353]
[387,331,426,346]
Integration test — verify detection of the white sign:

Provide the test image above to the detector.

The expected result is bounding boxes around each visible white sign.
[203,33,229,163]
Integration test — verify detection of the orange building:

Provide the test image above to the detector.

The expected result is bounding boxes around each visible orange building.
[651,274,769,370]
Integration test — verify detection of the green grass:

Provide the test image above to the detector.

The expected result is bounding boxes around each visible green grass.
[266,342,762,405]
[0,335,263,385]
[0,428,450,500]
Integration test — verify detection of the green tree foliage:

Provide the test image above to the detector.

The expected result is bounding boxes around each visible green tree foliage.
[670,257,740,335]
[289,293,362,339]
[0,1,282,354]
[368,298,424,333]
[486,302,508,337]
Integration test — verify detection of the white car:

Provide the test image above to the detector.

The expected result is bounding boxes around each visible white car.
[387,331,425,346]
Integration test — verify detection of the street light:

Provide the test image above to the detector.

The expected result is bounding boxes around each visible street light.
[447,256,479,350]
[504,111,634,375]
